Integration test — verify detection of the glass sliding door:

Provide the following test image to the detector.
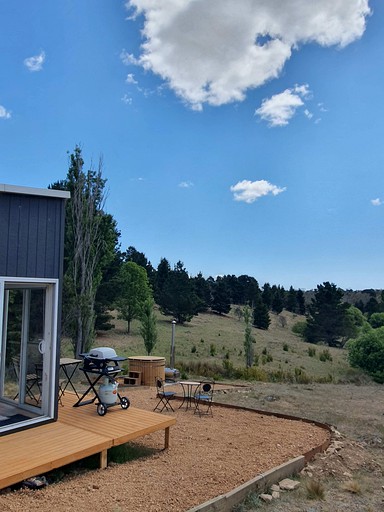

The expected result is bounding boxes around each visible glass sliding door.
[0,279,58,421]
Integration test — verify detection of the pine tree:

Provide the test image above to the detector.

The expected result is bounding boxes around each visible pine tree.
[271,285,285,314]
[305,282,349,347]
[211,278,231,315]
[262,283,272,309]
[253,294,271,330]
[158,261,200,323]
[286,286,298,313]
[296,289,306,315]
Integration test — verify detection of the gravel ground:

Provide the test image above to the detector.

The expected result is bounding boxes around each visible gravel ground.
[0,385,329,512]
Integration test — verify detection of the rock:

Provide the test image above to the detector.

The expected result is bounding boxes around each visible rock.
[279,478,300,491]
[270,484,280,492]
[272,491,280,499]
[265,395,279,402]
[260,493,273,502]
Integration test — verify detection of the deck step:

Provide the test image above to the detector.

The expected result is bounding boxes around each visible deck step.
[117,371,142,386]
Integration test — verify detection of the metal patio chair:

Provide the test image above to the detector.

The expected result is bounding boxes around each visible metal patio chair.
[193,380,215,416]
[154,377,176,413]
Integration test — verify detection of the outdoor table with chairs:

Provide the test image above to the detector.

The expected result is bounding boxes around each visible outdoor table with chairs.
[154,378,215,416]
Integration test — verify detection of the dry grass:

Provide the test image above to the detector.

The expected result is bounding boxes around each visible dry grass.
[342,479,363,495]
[218,381,384,512]
[305,478,326,500]
[61,307,360,385]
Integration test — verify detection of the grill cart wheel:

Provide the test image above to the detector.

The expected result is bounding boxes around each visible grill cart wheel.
[97,403,107,416]
[121,397,130,410]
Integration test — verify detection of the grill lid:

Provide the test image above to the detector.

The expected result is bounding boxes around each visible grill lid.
[88,347,117,360]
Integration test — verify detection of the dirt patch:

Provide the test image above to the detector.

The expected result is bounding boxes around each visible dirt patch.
[0,385,329,512]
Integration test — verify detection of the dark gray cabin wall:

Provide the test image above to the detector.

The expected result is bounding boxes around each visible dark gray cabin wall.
[0,192,65,279]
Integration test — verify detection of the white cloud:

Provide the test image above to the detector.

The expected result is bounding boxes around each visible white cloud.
[120,49,138,66]
[0,105,11,119]
[255,85,310,126]
[24,51,46,72]
[318,102,328,112]
[178,181,194,188]
[371,198,382,206]
[121,94,133,105]
[304,109,313,119]
[230,179,286,204]
[125,0,370,109]
[126,73,138,85]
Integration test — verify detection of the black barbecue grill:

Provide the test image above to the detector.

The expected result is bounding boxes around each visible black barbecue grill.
[73,347,130,416]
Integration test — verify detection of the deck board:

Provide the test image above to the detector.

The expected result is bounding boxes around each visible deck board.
[0,393,176,490]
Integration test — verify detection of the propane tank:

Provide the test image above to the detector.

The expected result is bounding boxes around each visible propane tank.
[99,376,118,405]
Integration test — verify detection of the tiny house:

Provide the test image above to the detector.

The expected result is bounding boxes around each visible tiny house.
[0,184,69,435]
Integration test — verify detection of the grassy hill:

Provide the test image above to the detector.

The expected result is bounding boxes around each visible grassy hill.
[78,307,366,384]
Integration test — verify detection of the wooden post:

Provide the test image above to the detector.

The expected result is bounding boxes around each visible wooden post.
[100,449,108,469]
[164,427,170,450]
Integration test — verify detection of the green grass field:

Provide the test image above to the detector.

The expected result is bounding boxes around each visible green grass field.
[84,306,364,384]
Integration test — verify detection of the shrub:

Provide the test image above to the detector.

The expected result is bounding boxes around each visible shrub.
[261,352,273,364]
[294,367,311,383]
[292,320,307,337]
[306,478,325,500]
[368,312,384,329]
[348,327,384,383]
[308,347,316,357]
[191,345,197,353]
[222,359,234,378]
[210,343,217,356]
[342,480,362,495]
[283,343,289,352]
[319,348,332,362]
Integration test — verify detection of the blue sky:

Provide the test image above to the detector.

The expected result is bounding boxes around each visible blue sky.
[1,1,383,291]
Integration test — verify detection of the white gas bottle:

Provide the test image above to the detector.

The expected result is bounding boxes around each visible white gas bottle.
[99,377,118,405]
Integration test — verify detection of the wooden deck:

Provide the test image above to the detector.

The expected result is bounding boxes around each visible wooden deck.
[0,393,176,490]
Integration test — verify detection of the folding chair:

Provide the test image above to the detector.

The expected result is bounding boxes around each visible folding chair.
[193,380,214,416]
[154,377,176,412]
[12,356,40,405]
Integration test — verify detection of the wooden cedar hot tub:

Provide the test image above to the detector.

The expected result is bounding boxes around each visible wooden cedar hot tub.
[128,356,165,386]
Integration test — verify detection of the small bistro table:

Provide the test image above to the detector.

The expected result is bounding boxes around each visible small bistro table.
[178,380,200,410]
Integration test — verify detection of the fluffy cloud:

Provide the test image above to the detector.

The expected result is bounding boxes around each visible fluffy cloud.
[371,198,382,206]
[0,105,11,119]
[24,51,46,72]
[255,84,310,126]
[230,179,286,204]
[124,0,370,109]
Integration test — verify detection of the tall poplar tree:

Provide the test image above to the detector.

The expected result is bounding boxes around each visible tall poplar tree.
[243,305,255,368]
[51,146,118,356]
